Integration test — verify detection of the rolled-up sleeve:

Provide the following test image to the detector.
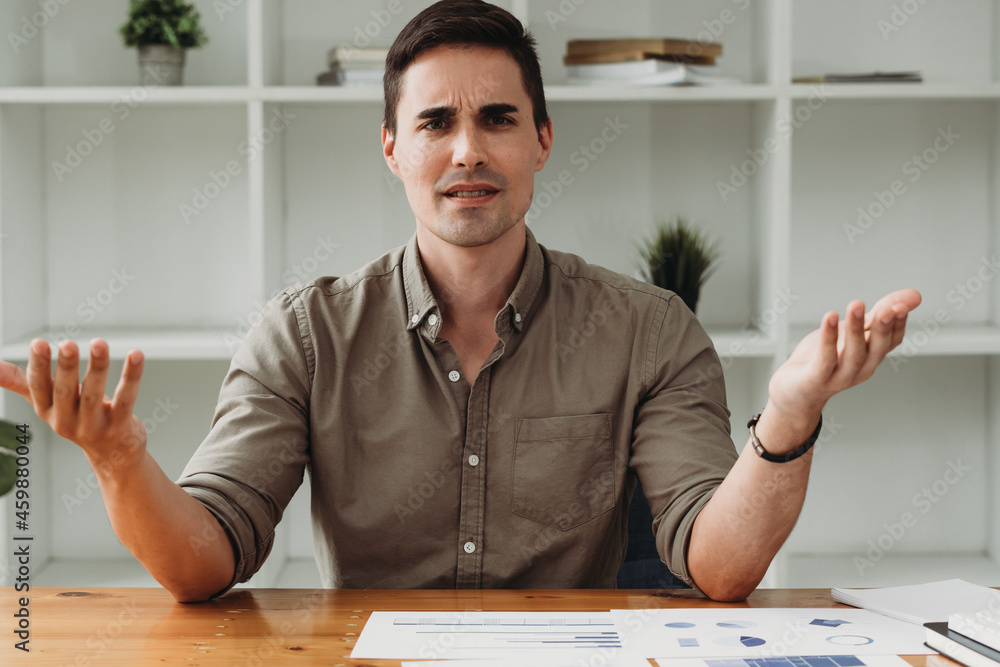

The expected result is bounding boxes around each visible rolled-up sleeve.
[629,293,738,592]
[176,289,314,598]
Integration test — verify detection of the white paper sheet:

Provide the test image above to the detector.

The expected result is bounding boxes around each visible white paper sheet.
[352,610,622,660]
[610,608,934,659]
[832,579,1000,624]
[401,649,653,666]
[655,656,914,667]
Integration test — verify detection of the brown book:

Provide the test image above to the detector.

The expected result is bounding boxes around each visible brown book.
[566,38,722,59]
[563,50,715,66]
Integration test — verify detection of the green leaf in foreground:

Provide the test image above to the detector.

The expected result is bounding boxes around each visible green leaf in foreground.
[0,419,32,498]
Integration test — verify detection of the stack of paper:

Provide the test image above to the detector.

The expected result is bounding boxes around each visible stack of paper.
[316,47,387,87]
[353,608,934,664]
[832,579,1000,624]
[566,60,740,87]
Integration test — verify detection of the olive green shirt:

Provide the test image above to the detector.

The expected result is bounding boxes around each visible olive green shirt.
[176,227,738,597]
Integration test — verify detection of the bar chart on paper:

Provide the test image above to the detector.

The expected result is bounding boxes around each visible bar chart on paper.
[351,611,622,660]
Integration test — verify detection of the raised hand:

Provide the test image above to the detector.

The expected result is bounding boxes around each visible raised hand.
[766,288,923,420]
[0,338,148,470]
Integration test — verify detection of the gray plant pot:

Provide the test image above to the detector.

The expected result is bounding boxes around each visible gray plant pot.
[138,44,186,86]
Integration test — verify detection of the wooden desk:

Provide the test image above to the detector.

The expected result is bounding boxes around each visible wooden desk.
[1,587,942,666]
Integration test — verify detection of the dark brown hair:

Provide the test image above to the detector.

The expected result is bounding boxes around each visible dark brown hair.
[383,0,548,136]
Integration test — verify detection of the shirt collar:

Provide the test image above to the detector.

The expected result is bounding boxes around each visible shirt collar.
[401,226,545,337]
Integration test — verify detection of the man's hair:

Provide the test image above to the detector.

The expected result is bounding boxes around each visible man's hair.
[383,0,549,137]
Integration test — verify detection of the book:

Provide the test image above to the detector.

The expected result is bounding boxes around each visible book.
[327,46,389,69]
[792,71,922,83]
[951,611,1000,653]
[563,50,715,66]
[832,579,1000,626]
[316,68,384,86]
[567,38,722,59]
[566,60,738,87]
[926,621,1000,667]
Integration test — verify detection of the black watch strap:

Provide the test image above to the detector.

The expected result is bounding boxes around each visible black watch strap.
[747,412,822,463]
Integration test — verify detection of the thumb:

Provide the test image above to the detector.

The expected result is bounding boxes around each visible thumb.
[0,360,32,404]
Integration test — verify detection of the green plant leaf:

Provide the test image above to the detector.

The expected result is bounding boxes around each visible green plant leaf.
[0,419,31,498]
[119,0,208,49]
[637,216,722,294]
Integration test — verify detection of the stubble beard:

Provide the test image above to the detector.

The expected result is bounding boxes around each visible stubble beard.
[436,201,517,248]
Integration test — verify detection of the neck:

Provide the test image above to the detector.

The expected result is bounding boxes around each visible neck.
[415,222,527,328]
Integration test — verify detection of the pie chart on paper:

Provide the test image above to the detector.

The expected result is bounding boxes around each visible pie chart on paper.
[717,621,758,629]
[713,635,767,648]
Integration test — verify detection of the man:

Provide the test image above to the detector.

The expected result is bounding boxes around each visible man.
[0,0,920,603]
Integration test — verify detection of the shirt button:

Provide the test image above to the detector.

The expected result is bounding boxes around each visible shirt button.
[428,313,438,326]
[410,314,420,324]
[514,312,522,323]
[468,454,480,467]
[463,541,476,554]
[448,370,460,382]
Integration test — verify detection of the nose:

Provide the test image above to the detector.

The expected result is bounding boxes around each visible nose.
[451,124,488,169]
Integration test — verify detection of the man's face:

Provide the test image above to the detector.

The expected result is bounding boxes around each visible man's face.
[382,44,553,248]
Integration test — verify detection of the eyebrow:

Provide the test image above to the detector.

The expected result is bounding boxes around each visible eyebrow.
[415,103,520,122]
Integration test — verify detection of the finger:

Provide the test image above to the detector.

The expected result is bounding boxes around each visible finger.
[890,304,909,349]
[110,349,144,421]
[0,359,31,401]
[79,339,111,429]
[856,304,895,380]
[51,341,82,430]
[812,311,840,379]
[864,288,923,329]
[835,300,867,382]
[26,338,55,416]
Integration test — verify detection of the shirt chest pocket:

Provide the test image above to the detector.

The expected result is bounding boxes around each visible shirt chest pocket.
[511,413,616,530]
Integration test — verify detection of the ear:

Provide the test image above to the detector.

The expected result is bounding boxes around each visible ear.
[382,124,402,179]
[534,117,554,173]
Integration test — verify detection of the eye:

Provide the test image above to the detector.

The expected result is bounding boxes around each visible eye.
[423,119,447,131]
[489,116,513,127]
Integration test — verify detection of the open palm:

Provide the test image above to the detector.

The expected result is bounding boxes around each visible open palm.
[767,288,922,419]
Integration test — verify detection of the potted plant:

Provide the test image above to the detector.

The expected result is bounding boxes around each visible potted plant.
[620,217,722,589]
[120,0,209,86]
[0,419,31,498]
[638,216,721,314]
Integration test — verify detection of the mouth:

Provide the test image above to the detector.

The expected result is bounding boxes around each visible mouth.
[442,185,500,205]
[444,189,497,198]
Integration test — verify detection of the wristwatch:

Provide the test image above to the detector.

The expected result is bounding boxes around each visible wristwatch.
[747,411,823,463]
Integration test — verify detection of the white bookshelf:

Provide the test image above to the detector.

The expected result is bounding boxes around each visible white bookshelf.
[0,0,997,592]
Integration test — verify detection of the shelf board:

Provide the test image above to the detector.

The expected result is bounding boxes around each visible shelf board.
[2,328,239,361]
[783,552,1000,588]
[25,556,320,590]
[0,86,254,104]
[33,558,160,588]
[2,327,776,361]
[707,329,778,357]
[544,84,778,102]
[3,83,999,105]
[788,82,1000,100]
[30,553,998,590]
[788,324,1000,356]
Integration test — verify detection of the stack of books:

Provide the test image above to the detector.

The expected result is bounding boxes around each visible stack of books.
[563,38,740,86]
[317,47,387,86]
[926,611,1000,667]
[792,70,923,84]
